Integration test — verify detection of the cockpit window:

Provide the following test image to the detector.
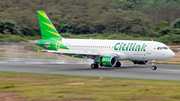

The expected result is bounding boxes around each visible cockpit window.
[157,47,168,50]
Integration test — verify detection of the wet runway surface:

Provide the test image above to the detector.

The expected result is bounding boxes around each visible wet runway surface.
[0,57,180,81]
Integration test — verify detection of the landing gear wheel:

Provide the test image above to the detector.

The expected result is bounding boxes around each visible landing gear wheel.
[91,63,99,69]
[151,60,157,70]
[115,62,121,67]
[151,66,157,70]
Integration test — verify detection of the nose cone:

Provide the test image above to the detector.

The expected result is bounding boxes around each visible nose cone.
[168,50,175,59]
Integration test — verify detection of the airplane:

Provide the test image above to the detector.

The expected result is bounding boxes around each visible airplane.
[35,10,175,70]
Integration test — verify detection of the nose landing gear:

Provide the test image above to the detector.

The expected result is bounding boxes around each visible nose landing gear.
[151,60,157,70]
[151,66,157,70]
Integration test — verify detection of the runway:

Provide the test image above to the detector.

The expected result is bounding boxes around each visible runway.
[0,57,180,81]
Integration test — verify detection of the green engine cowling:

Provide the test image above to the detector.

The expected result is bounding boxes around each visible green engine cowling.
[98,56,116,67]
[133,60,149,64]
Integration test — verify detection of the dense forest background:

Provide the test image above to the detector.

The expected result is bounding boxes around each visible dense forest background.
[1,0,180,44]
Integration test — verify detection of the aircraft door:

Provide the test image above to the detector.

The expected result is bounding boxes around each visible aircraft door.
[145,43,152,60]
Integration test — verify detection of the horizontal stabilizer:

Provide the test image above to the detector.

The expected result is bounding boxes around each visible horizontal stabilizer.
[27,42,50,45]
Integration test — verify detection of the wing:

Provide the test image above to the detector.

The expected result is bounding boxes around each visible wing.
[42,49,99,56]
[40,49,127,60]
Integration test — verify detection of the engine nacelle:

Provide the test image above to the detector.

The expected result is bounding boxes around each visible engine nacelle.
[133,60,149,64]
[98,56,116,67]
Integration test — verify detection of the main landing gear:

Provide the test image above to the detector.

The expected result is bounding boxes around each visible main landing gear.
[151,60,157,70]
[91,61,121,69]
[91,63,99,69]
[115,61,121,67]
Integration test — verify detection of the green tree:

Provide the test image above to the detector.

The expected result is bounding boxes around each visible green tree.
[155,20,169,31]
[158,28,171,36]
[56,19,69,33]
[159,34,180,45]
[0,19,19,35]
[172,18,180,28]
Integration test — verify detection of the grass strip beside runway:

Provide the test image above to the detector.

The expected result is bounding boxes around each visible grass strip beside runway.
[0,71,180,101]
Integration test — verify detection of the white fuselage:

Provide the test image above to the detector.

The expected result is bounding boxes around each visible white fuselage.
[62,38,174,61]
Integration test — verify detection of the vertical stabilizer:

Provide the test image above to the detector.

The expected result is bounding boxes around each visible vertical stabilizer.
[37,11,62,40]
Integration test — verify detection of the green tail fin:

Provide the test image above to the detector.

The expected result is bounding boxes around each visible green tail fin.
[37,11,62,40]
